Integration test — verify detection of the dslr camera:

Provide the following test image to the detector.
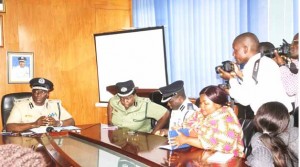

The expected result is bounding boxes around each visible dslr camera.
[215,60,234,74]
[218,83,230,89]
[263,39,290,58]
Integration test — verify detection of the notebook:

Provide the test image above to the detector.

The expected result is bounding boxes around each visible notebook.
[159,128,191,150]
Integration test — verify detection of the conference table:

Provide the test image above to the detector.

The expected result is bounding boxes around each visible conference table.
[0,124,248,167]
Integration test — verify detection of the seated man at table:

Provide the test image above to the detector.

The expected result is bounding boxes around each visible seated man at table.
[107,80,170,134]
[155,80,198,136]
[6,77,75,132]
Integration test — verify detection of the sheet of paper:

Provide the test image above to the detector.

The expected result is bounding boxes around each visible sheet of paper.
[101,124,118,130]
[56,126,81,131]
[207,151,234,163]
[30,126,48,133]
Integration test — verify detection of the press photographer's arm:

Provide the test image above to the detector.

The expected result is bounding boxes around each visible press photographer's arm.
[217,62,243,81]
[272,50,287,66]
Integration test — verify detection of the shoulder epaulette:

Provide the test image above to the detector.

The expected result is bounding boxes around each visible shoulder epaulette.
[13,98,30,103]
[136,97,151,103]
[142,97,151,102]
[179,105,185,111]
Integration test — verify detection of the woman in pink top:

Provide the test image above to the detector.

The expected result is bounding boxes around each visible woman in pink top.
[169,85,245,158]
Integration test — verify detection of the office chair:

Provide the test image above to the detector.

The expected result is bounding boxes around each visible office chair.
[148,91,171,129]
[1,92,32,131]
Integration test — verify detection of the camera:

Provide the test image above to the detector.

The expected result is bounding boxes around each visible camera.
[218,83,230,89]
[215,60,234,74]
[218,80,230,90]
[263,39,290,58]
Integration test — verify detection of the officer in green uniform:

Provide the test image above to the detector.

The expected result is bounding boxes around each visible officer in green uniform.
[6,77,75,132]
[107,80,170,134]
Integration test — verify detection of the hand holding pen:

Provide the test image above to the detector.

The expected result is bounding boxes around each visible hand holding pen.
[34,116,57,127]
[43,116,57,126]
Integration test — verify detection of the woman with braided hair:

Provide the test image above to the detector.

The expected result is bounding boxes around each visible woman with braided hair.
[0,144,46,166]
[246,102,298,167]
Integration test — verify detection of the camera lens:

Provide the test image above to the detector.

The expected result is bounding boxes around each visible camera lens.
[215,66,222,74]
[222,61,234,72]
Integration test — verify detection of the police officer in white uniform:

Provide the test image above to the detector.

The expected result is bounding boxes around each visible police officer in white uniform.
[155,80,198,136]
[11,57,30,81]
[6,77,75,132]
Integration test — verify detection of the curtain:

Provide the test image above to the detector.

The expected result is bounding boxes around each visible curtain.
[132,0,299,98]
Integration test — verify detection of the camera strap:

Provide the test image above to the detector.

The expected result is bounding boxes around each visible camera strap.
[252,54,263,84]
[289,62,298,74]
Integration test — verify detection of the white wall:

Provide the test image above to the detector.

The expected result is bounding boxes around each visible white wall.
[269,0,298,46]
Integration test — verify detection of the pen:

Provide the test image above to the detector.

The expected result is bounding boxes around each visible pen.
[21,132,34,136]
[0,132,12,135]
[0,132,19,136]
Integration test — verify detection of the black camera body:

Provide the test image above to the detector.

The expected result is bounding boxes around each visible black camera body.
[263,39,290,58]
[218,83,230,89]
[215,60,234,74]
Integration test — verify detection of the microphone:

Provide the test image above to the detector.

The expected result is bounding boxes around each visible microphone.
[57,101,61,121]
[46,126,68,136]
[46,126,56,132]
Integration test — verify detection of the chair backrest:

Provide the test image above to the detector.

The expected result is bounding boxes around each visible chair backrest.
[148,91,171,129]
[1,92,32,131]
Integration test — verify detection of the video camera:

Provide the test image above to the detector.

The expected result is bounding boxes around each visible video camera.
[215,60,234,74]
[263,39,290,58]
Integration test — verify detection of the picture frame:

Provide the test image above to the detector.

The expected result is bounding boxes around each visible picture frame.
[0,15,3,47]
[0,0,5,13]
[7,52,34,84]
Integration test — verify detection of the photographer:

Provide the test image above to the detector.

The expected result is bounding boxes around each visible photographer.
[216,61,254,119]
[216,32,292,116]
[259,42,275,54]
[273,33,298,127]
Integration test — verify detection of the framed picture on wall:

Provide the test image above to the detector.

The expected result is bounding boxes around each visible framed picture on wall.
[7,52,34,84]
[0,0,5,12]
[0,15,3,47]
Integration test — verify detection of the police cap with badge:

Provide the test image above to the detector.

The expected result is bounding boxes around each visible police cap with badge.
[159,80,184,103]
[29,77,54,92]
[18,56,27,62]
[116,80,135,97]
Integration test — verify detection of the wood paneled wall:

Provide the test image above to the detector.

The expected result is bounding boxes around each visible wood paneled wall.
[0,0,132,130]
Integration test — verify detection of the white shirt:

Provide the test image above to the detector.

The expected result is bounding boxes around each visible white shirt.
[229,53,292,114]
[279,59,298,108]
[7,98,72,124]
[168,98,198,129]
[11,65,30,81]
